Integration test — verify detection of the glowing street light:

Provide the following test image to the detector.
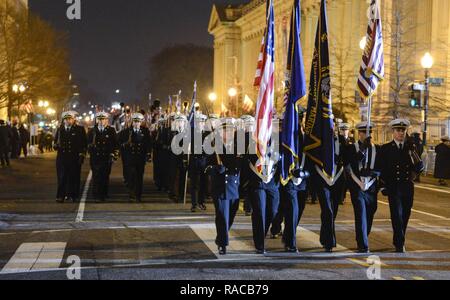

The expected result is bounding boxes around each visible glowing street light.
[208,92,217,102]
[228,87,238,97]
[421,52,434,69]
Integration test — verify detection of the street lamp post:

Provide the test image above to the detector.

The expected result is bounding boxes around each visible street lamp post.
[421,52,434,146]
[208,92,217,114]
[228,87,238,116]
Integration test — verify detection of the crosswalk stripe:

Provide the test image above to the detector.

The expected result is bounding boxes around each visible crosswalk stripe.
[412,276,425,280]
[1,242,67,274]
[392,276,406,280]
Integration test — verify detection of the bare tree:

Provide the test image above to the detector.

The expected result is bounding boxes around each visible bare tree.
[383,0,449,120]
[0,1,70,119]
[329,35,360,123]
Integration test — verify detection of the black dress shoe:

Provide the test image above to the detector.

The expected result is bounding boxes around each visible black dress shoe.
[395,246,406,253]
[218,246,227,255]
[191,206,197,212]
[285,247,298,253]
[357,248,370,254]
[256,249,267,255]
[324,248,333,253]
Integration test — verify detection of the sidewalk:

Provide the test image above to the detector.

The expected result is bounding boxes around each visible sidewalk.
[417,175,450,191]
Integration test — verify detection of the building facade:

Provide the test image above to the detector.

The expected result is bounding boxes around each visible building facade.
[208,0,450,143]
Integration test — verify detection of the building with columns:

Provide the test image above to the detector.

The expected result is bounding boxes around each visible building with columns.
[208,0,450,143]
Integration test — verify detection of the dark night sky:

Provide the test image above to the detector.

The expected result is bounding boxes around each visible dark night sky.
[29,0,248,105]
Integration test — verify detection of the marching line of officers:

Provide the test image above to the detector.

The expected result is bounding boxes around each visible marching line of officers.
[53,108,424,256]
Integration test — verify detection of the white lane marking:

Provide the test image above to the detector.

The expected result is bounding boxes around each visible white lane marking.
[416,184,450,194]
[1,242,66,274]
[378,201,449,220]
[75,171,93,223]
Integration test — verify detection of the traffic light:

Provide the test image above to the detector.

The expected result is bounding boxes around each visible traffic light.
[409,84,423,108]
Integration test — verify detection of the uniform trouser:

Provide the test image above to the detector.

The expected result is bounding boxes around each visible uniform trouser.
[121,150,129,184]
[127,160,146,200]
[91,158,112,199]
[244,196,252,213]
[350,186,378,250]
[19,143,28,157]
[213,197,240,247]
[160,150,170,190]
[282,182,307,249]
[340,175,349,203]
[388,182,414,249]
[176,160,186,201]
[250,186,280,250]
[153,149,161,189]
[0,148,9,165]
[189,158,207,206]
[56,155,81,199]
[314,175,344,249]
[270,193,286,236]
[10,142,19,159]
[168,155,178,197]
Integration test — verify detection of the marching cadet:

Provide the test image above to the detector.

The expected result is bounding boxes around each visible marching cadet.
[238,115,255,217]
[308,118,346,252]
[344,122,380,253]
[379,119,424,253]
[189,113,208,212]
[279,111,310,253]
[338,122,353,205]
[119,113,152,202]
[204,114,221,201]
[339,122,355,145]
[170,114,188,202]
[153,116,170,192]
[246,115,281,254]
[54,111,87,203]
[205,118,243,255]
[167,113,180,201]
[87,112,118,203]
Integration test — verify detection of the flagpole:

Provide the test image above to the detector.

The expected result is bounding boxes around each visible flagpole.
[365,96,373,167]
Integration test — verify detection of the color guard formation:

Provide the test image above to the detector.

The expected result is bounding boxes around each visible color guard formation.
[53,107,424,256]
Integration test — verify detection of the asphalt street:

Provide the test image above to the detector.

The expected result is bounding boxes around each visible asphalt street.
[0,153,449,280]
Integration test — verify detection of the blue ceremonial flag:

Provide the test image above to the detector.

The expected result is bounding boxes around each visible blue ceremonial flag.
[280,0,307,186]
[303,0,335,178]
[188,81,197,129]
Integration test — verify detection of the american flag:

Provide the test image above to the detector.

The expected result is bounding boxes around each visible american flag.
[253,0,275,172]
[357,0,384,100]
[20,100,34,114]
